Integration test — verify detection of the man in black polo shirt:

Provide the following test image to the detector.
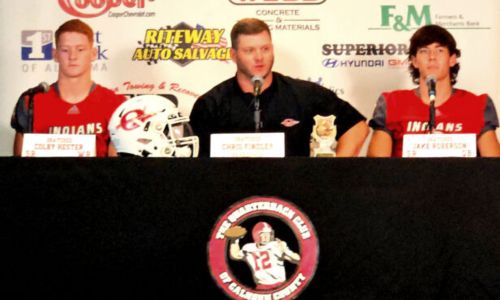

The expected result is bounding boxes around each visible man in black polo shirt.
[189,18,368,157]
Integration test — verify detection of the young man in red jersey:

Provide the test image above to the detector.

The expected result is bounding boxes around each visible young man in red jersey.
[368,24,500,157]
[11,19,125,157]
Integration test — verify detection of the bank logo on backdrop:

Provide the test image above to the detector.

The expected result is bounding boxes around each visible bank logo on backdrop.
[21,31,53,61]
[21,29,108,73]
[208,196,319,300]
[370,5,490,32]
[58,0,156,18]
[132,22,230,67]
[374,5,432,32]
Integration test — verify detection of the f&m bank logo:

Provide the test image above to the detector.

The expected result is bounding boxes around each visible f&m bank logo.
[371,5,432,32]
[229,0,325,4]
[371,5,490,32]
[133,22,230,67]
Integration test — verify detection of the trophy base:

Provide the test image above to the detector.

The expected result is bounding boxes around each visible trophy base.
[313,152,336,158]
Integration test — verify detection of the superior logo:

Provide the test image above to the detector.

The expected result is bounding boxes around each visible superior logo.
[229,0,325,4]
[322,43,408,56]
[59,0,148,18]
[208,196,319,300]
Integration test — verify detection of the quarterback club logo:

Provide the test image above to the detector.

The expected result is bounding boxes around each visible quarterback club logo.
[208,196,319,300]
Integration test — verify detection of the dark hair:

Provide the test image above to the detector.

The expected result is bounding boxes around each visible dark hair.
[408,24,461,85]
[230,18,271,49]
[55,19,94,47]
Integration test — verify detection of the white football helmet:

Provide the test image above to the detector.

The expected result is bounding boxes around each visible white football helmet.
[252,222,274,245]
[108,95,199,157]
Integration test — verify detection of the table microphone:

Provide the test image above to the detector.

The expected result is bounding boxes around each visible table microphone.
[251,75,263,97]
[22,82,50,97]
[251,76,263,132]
[426,75,436,133]
[25,82,50,133]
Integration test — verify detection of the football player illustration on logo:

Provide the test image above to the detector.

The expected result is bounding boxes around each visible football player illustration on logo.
[225,222,301,290]
[208,196,319,299]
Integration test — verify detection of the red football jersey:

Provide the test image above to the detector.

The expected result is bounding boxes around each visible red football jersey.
[14,83,125,157]
[369,89,499,157]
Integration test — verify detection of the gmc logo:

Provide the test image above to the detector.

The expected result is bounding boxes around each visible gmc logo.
[229,0,325,5]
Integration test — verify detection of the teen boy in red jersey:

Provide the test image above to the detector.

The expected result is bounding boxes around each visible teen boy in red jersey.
[11,19,125,157]
[368,24,500,157]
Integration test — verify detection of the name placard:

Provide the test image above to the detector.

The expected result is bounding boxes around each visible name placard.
[210,132,285,157]
[21,133,96,157]
[402,133,476,158]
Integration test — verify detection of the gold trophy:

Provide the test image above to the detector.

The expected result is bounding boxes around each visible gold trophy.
[310,115,337,157]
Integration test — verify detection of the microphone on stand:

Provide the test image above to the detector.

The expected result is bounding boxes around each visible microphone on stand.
[22,82,50,97]
[24,82,50,133]
[426,75,436,133]
[251,76,263,132]
[251,75,263,97]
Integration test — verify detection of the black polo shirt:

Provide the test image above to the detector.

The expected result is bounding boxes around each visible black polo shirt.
[189,72,366,156]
